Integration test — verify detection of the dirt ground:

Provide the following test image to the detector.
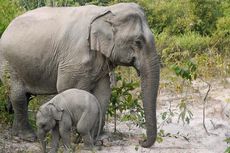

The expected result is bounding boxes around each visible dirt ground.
[0,78,229,153]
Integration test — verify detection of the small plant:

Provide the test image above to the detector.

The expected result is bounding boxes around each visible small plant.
[156,130,165,143]
[171,61,196,125]
[158,101,174,128]
[177,99,193,125]
[107,70,144,132]
[224,137,230,153]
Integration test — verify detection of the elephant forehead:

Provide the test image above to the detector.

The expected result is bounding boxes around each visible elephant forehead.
[36,110,44,120]
[37,106,50,117]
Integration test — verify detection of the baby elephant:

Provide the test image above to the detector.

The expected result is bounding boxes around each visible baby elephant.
[36,89,102,153]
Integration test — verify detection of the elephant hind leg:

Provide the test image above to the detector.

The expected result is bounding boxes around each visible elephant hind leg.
[77,113,94,148]
[9,76,36,141]
[81,133,94,149]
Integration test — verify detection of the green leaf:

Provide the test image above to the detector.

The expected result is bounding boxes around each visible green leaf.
[156,136,164,143]
[225,147,230,153]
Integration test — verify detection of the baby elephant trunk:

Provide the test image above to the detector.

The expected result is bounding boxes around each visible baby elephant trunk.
[37,129,46,153]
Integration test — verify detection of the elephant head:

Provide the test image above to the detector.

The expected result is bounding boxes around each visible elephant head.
[36,102,63,152]
[90,3,160,148]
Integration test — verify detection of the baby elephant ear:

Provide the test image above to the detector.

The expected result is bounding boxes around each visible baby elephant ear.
[49,103,64,121]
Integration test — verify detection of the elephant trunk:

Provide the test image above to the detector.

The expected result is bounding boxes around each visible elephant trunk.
[37,129,47,153]
[138,47,160,148]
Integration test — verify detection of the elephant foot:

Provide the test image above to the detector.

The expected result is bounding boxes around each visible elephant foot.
[12,124,36,142]
[19,130,36,142]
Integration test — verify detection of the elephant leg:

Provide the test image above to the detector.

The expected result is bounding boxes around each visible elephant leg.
[81,133,94,149]
[77,123,93,149]
[50,124,60,153]
[77,112,95,149]
[92,75,111,135]
[59,129,71,153]
[5,93,32,114]
[10,77,36,141]
[59,114,72,153]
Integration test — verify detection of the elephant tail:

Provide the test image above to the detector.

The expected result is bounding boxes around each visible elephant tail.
[95,99,102,142]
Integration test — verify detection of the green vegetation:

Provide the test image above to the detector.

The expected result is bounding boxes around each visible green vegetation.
[0,0,229,149]
[225,137,230,153]
[107,68,144,132]
[0,0,23,36]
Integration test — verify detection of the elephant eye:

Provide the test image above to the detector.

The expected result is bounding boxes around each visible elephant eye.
[134,40,143,49]
[39,123,45,128]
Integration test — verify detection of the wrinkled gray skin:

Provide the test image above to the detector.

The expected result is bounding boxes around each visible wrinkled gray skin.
[0,3,160,147]
[36,89,102,153]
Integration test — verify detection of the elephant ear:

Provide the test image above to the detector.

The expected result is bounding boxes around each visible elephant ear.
[48,103,64,121]
[90,11,116,58]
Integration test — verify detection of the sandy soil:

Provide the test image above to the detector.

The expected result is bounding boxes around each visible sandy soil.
[0,78,229,153]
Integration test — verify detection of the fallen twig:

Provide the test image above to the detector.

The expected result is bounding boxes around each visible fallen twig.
[200,78,211,135]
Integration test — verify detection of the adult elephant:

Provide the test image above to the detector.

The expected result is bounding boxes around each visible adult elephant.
[0,3,160,148]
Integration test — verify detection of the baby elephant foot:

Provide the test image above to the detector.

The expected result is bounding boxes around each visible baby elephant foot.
[95,132,111,146]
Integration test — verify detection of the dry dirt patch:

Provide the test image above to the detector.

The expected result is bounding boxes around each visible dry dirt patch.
[0,78,229,153]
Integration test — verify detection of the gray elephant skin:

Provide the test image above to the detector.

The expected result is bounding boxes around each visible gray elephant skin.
[0,3,160,147]
[36,89,102,153]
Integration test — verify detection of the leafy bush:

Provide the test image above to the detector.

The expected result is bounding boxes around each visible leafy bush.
[19,0,111,9]
[189,0,222,35]
[211,16,230,56]
[171,60,197,82]
[158,32,211,64]
[0,0,23,36]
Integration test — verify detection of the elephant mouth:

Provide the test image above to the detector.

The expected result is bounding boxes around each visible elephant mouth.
[132,57,140,77]
[134,66,140,76]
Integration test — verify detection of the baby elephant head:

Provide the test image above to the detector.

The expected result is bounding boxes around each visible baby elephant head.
[36,102,63,153]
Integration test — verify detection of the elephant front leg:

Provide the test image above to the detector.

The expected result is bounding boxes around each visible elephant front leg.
[49,124,60,153]
[59,114,72,153]
[92,75,111,135]
[60,128,71,153]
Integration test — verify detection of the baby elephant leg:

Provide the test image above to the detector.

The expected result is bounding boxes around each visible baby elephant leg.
[59,114,72,153]
[81,132,94,149]
[49,125,60,153]
[77,115,94,149]
[60,129,71,153]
